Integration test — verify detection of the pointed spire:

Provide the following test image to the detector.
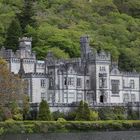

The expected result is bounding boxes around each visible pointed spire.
[18,59,25,77]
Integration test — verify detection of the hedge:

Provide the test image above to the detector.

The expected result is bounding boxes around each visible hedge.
[0,120,140,135]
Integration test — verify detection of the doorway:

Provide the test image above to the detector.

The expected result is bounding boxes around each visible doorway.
[100,95,104,103]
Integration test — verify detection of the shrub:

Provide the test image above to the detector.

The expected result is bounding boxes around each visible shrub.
[52,111,65,121]
[127,109,139,120]
[13,113,23,121]
[57,118,67,122]
[0,120,139,135]
[98,106,126,120]
[65,110,77,121]
[113,106,126,120]
[37,100,52,121]
[0,127,5,136]
[98,107,115,120]
[75,101,91,121]
[90,111,99,121]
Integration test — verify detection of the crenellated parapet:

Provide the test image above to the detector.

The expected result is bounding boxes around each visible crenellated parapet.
[19,37,32,42]
[0,47,15,59]
[95,50,111,62]
[24,72,48,78]
[0,37,36,60]
[121,71,139,77]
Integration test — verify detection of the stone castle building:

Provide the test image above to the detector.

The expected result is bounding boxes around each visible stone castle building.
[0,36,140,107]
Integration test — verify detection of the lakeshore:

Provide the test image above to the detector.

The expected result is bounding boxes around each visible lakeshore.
[1,131,140,140]
[0,120,140,135]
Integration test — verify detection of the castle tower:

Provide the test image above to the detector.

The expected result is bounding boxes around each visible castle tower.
[19,37,32,54]
[95,50,111,103]
[80,36,92,60]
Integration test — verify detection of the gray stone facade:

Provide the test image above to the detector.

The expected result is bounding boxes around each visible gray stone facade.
[1,36,140,107]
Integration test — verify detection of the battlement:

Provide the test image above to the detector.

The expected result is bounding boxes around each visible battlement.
[19,37,32,42]
[80,35,89,43]
[121,71,139,77]
[24,72,48,78]
[0,40,36,60]
[95,50,111,62]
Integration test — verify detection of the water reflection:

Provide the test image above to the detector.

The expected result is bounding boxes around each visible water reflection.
[1,131,140,140]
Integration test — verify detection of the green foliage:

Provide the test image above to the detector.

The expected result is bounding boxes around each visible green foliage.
[127,109,139,120]
[75,101,91,121]
[38,100,52,121]
[119,47,140,71]
[65,110,77,121]
[90,110,99,121]
[9,101,23,121]
[9,101,19,115]
[57,118,67,122]
[13,113,23,121]
[4,18,22,51]
[113,0,140,18]
[22,95,30,120]
[0,0,140,71]
[18,0,36,33]
[52,110,65,121]
[113,106,126,120]
[98,106,126,120]
[0,127,5,136]
[0,120,140,135]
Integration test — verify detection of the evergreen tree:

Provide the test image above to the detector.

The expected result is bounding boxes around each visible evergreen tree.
[5,18,22,51]
[38,100,52,121]
[19,0,36,33]
[75,100,91,121]
[83,102,91,120]
[75,100,84,121]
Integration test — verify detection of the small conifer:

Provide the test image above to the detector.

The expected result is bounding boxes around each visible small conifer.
[38,100,52,121]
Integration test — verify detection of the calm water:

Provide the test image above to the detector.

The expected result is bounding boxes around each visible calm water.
[1,131,140,140]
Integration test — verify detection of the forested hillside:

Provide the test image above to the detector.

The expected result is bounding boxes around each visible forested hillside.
[0,0,140,71]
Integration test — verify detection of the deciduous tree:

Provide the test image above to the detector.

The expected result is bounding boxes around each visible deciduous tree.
[0,58,26,107]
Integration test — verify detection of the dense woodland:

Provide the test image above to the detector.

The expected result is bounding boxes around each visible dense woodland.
[0,0,140,71]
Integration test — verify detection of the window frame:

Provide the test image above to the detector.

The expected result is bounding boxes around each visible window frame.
[130,79,135,89]
[77,78,82,87]
[40,79,46,88]
[111,80,120,94]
